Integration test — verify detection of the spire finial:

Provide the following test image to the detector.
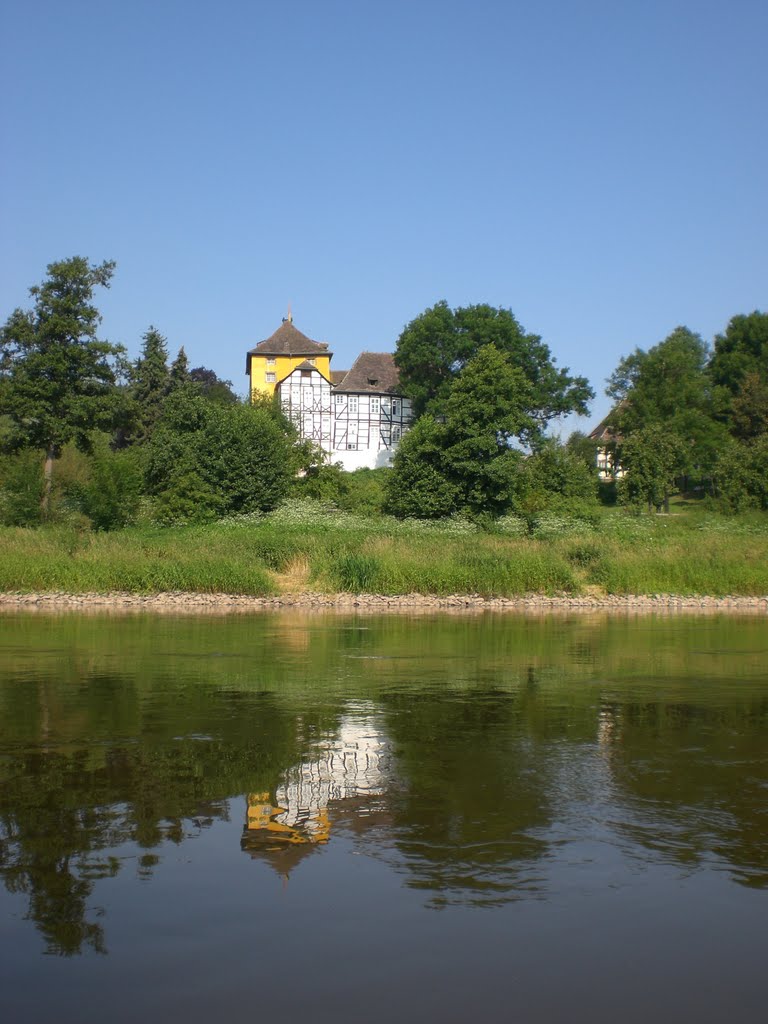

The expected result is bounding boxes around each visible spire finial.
[287,302,293,324]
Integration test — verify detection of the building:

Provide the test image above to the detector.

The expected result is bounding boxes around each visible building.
[588,405,626,480]
[245,316,412,470]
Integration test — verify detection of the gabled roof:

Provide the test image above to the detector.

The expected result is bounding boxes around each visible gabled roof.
[276,360,332,387]
[245,321,331,373]
[588,402,626,442]
[333,352,403,395]
[330,370,348,386]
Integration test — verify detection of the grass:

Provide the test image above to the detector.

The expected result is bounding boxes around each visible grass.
[0,499,767,597]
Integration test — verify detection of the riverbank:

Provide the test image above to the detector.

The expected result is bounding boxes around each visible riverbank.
[2,504,768,601]
[1,590,766,615]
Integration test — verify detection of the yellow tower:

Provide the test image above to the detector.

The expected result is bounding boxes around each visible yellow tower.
[245,315,333,400]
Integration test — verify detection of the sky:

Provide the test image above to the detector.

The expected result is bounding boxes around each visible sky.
[2,0,766,431]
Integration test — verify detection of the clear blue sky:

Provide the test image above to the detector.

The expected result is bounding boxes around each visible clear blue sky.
[2,0,766,430]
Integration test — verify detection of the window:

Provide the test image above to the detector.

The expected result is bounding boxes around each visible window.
[348,396,358,414]
[370,396,380,414]
[265,372,276,383]
[347,443,357,450]
[392,426,401,443]
[335,394,344,405]
[307,357,316,365]
[392,400,400,416]
[266,357,276,366]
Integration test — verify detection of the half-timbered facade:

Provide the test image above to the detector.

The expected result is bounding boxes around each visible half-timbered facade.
[246,320,413,469]
[588,406,626,480]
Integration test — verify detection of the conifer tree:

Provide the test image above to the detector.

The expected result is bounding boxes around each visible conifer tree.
[131,326,170,442]
[169,346,190,390]
[0,257,123,510]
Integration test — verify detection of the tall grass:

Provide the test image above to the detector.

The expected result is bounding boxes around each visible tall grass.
[0,502,767,596]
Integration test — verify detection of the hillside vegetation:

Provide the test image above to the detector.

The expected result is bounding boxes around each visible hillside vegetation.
[1,500,767,598]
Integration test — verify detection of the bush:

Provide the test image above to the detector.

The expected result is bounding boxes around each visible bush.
[0,449,45,526]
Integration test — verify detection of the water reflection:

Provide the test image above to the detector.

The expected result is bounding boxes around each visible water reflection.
[1,611,767,959]
[242,704,391,876]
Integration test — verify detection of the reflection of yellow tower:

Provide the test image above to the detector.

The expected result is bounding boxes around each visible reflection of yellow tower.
[246,792,331,845]
[242,706,390,870]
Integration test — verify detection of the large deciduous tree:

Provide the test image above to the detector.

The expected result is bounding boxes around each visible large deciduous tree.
[0,257,124,509]
[709,311,768,439]
[394,301,593,435]
[385,345,533,518]
[607,326,728,478]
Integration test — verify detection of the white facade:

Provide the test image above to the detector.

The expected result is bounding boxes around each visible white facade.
[277,366,413,470]
[278,365,333,453]
[332,390,412,470]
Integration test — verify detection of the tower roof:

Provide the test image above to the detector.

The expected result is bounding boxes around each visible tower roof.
[245,321,331,373]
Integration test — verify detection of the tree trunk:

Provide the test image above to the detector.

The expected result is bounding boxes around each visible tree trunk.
[41,444,56,516]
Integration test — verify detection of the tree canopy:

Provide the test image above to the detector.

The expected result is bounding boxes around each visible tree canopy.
[0,257,124,458]
[394,301,593,436]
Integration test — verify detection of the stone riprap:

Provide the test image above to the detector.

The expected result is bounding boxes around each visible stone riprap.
[0,591,766,615]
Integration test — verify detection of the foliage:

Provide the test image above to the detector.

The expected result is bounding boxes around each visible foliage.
[129,326,170,443]
[146,386,297,523]
[294,458,350,505]
[169,346,190,389]
[607,326,728,477]
[75,433,144,530]
[338,467,390,516]
[713,436,768,512]
[710,311,768,407]
[617,425,686,512]
[0,449,45,526]
[729,371,768,441]
[0,257,126,459]
[394,301,593,432]
[384,415,460,519]
[513,439,599,522]
[189,365,239,405]
[387,346,536,519]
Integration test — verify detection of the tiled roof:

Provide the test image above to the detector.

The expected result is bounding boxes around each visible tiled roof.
[330,370,348,386]
[333,352,402,395]
[588,402,626,442]
[245,321,331,372]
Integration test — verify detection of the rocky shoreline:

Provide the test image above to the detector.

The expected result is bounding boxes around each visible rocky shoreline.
[0,590,766,615]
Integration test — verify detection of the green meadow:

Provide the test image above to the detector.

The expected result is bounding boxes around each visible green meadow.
[1,500,767,598]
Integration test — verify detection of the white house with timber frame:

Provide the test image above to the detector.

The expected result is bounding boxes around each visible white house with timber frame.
[245,318,413,470]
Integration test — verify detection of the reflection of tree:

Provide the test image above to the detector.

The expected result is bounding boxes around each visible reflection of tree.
[600,696,768,887]
[0,672,337,955]
[380,687,561,907]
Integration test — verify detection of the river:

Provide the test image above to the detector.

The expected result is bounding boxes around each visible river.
[1,611,766,1022]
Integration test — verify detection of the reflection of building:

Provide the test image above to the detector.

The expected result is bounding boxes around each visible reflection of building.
[244,316,413,470]
[241,707,391,875]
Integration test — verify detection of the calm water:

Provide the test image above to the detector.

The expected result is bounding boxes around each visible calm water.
[1,611,767,1023]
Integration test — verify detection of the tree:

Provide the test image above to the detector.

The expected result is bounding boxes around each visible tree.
[169,346,190,389]
[189,366,239,405]
[616,426,686,513]
[385,346,532,518]
[713,435,768,511]
[607,326,728,480]
[0,257,124,510]
[710,311,768,395]
[146,386,298,522]
[130,326,170,443]
[709,312,768,438]
[394,301,593,436]
[384,416,459,519]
